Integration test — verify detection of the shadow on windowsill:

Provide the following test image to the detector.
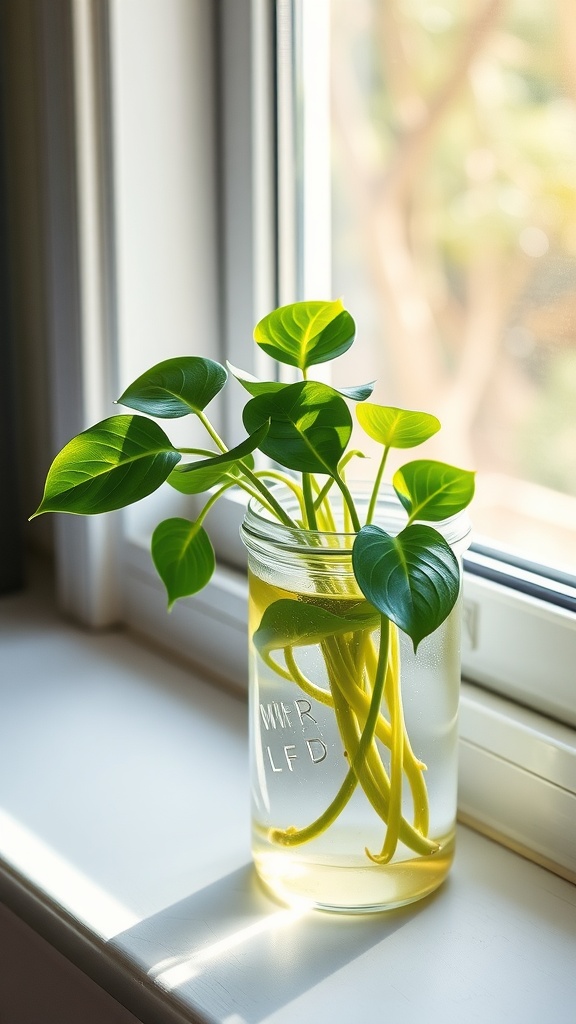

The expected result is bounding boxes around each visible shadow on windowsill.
[108,862,441,1024]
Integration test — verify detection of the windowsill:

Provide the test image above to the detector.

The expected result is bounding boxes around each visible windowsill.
[2,569,575,1024]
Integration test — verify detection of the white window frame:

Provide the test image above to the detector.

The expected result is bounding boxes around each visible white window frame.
[40,0,575,882]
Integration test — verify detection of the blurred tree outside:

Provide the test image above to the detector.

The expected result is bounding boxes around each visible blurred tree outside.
[327,0,576,574]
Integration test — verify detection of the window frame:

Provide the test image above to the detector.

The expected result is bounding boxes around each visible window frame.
[40,0,576,881]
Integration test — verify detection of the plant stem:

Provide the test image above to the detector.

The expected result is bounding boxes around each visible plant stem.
[367,629,404,863]
[302,474,318,530]
[333,474,361,532]
[238,463,300,528]
[364,628,430,835]
[188,412,301,528]
[254,470,305,510]
[196,481,237,526]
[310,478,337,532]
[283,648,336,707]
[177,446,220,457]
[313,477,334,512]
[197,411,228,453]
[231,479,278,519]
[366,446,390,525]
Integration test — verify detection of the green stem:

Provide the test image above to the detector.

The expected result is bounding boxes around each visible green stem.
[231,478,278,519]
[313,477,334,512]
[310,478,337,532]
[197,410,228,453]
[196,480,236,526]
[183,415,299,528]
[364,629,430,835]
[302,474,318,530]
[367,631,404,864]
[177,446,220,457]
[333,474,361,532]
[254,470,305,507]
[283,648,334,707]
[238,463,299,529]
[366,445,389,526]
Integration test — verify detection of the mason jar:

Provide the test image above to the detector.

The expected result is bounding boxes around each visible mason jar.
[241,486,471,913]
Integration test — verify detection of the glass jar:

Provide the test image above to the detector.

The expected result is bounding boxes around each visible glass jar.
[241,487,471,913]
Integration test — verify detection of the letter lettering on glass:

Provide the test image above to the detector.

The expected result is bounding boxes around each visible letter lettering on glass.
[284,745,298,771]
[281,702,293,728]
[294,698,317,726]
[261,702,290,731]
[266,746,282,772]
[260,704,276,731]
[307,738,328,764]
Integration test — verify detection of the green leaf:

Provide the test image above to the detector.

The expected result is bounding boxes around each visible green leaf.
[242,380,352,476]
[226,362,286,398]
[167,423,269,495]
[337,381,376,402]
[352,524,460,651]
[152,517,215,609]
[228,361,374,403]
[393,460,475,523]
[254,299,355,371]
[117,356,227,418]
[31,416,181,517]
[356,404,440,448]
[253,598,379,658]
[168,456,254,495]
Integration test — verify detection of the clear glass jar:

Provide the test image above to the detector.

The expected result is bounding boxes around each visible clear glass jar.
[241,487,471,913]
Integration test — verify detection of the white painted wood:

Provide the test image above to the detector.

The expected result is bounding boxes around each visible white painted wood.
[39,1,121,625]
[459,686,576,879]
[2,573,575,1024]
[462,571,576,727]
[108,0,221,550]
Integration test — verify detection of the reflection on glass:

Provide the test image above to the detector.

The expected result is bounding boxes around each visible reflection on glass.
[318,0,576,576]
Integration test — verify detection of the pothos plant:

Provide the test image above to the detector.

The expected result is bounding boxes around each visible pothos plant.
[32,299,474,864]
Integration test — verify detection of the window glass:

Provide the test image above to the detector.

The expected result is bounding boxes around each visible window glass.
[297,0,576,580]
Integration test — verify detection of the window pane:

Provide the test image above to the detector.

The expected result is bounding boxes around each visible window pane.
[305,0,576,578]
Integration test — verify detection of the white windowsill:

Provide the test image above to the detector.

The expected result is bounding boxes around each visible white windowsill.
[1,567,575,1024]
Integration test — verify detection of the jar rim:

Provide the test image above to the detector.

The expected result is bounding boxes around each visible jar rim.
[241,482,472,554]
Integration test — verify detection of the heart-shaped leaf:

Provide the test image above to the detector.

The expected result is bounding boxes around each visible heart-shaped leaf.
[226,362,286,398]
[393,460,475,523]
[117,356,227,418]
[356,404,440,448]
[152,517,215,609]
[352,523,460,651]
[253,598,379,658]
[167,422,268,495]
[242,380,352,476]
[254,299,355,371]
[31,416,181,517]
